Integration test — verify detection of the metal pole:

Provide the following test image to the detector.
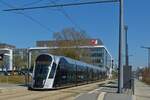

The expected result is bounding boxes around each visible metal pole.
[27,49,31,87]
[141,47,150,67]
[148,49,150,67]
[118,0,124,93]
[26,49,29,86]
[125,25,128,67]
[9,49,13,71]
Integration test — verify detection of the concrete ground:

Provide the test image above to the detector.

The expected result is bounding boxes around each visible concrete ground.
[76,80,134,100]
[103,92,133,100]
[0,83,27,92]
[135,80,150,100]
[75,82,116,100]
[0,80,137,100]
[0,80,110,100]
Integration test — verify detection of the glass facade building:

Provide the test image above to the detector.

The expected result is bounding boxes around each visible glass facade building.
[36,39,113,71]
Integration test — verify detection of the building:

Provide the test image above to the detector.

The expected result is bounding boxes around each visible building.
[0,43,15,49]
[13,48,28,70]
[0,39,113,78]
[36,39,103,47]
[0,43,15,71]
[0,43,28,71]
[36,39,113,77]
[14,48,28,60]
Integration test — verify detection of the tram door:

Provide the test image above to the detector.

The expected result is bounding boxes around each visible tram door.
[45,62,56,88]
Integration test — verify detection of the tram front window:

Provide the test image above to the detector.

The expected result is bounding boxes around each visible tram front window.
[33,54,52,88]
[34,62,49,80]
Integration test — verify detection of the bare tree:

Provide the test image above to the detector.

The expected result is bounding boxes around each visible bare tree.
[13,55,27,70]
[52,28,91,63]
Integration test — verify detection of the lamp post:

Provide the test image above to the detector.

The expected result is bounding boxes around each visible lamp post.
[141,46,150,67]
[124,25,128,67]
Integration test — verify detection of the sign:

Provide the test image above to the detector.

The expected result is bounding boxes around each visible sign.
[91,39,98,45]
[0,54,4,60]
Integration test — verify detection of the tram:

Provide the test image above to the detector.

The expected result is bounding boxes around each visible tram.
[30,54,107,89]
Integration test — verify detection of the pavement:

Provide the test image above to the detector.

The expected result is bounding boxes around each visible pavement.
[103,92,133,100]
[135,80,150,100]
[2,80,148,100]
[0,83,26,92]
[75,80,134,100]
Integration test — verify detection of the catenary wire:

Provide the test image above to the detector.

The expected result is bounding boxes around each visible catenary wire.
[0,0,54,32]
[49,0,83,31]
[3,0,119,11]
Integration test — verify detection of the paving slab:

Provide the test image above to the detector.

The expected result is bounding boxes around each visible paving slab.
[135,80,150,100]
[104,93,133,100]
[75,93,98,100]
[0,83,26,93]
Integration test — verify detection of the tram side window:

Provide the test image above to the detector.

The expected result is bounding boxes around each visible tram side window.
[49,63,56,78]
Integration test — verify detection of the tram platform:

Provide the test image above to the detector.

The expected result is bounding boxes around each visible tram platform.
[75,80,135,100]
[98,92,134,100]
[134,80,150,100]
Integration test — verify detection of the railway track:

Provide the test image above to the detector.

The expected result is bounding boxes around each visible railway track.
[0,80,111,100]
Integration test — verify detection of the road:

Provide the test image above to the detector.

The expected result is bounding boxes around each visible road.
[0,80,111,100]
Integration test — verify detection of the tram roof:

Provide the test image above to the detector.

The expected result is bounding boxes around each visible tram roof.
[57,55,106,71]
[36,53,106,72]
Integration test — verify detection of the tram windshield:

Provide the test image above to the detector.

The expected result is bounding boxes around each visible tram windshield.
[34,54,52,80]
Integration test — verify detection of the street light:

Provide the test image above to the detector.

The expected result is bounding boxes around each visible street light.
[141,46,150,67]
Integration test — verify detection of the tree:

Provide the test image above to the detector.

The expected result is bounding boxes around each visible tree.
[52,28,91,63]
[141,67,150,84]
[13,55,27,70]
[30,51,39,69]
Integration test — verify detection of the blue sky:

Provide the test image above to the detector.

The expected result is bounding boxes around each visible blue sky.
[0,0,150,68]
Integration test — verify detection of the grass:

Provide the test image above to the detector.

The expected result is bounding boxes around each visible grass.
[0,75,27,84]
